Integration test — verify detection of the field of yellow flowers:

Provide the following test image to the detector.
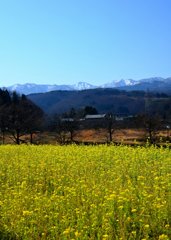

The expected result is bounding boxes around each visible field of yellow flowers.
[0,144,170,239]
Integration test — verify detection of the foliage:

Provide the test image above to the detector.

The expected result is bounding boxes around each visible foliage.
[0,90,44,144]
[0,145,170,239]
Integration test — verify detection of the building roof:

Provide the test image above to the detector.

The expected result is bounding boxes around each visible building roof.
[85,114,106,119]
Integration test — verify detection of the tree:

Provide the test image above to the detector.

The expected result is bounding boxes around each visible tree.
[63,119,78,142]
[20,95,44,143]
[135,114,161,144]
[9,93,44,144]
[54,117,78,144]
[0,90,11,143]
[140,91,162,144]
[84,106,98,115]
[0,89,44,144]
[105,113,116,143]
[0,105,9,144]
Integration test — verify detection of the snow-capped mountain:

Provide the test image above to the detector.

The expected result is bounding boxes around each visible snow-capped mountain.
[101,79,138,88]
[72,82,97,90]
[7,83,73,95]
[6,82,97,94]
[3,77,171,95]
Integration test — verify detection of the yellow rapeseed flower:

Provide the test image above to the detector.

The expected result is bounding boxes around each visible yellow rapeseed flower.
[63,227,71,235]
[158,234,169,240]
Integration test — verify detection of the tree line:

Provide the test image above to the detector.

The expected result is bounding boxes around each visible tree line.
[0,88,170,145]
[0,89,44,144]
[48,105,171,145]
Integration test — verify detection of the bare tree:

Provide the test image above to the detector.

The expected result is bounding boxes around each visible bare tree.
[141,91,162,144]
[144,114,161,144]
[55,117,78,144]
[105,113,116,143]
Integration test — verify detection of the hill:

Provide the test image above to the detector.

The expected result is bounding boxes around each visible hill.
[28,88,171,116]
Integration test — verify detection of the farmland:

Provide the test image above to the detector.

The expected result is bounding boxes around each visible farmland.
[0,145,170,239]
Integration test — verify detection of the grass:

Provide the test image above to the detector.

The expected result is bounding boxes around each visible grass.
[0,144,170,239]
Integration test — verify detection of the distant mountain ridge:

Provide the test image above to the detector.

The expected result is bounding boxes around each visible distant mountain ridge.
[3,77,171,95]
[6,82,97,95]
[27,88,171,116]
[119,77,171,94]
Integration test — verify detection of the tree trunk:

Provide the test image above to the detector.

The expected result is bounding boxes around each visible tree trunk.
[30,132,33,144]
[70,130,74,142]
[16,130,20,145]
[2,131,5,144]
[109,129,112,142]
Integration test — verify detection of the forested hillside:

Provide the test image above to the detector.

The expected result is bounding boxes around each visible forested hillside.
[28,88,171,117]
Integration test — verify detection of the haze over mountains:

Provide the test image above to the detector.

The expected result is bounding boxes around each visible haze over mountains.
[5,77,171,95]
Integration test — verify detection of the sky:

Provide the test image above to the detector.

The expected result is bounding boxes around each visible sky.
[0,0,171,87]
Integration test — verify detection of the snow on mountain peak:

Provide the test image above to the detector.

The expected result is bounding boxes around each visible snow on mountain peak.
[4,77,170,95]
[73,82,97,90]
[101,79,138,88]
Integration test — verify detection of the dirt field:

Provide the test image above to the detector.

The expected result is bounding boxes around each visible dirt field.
[1,128,170,145]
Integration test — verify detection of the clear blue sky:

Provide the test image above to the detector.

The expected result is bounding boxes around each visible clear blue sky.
[0,0,171,86]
